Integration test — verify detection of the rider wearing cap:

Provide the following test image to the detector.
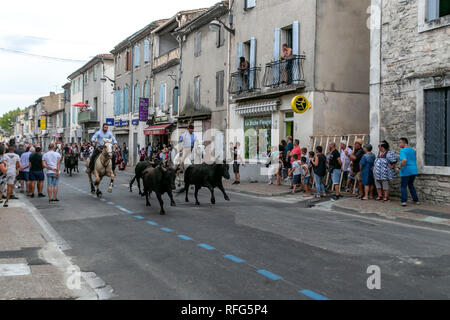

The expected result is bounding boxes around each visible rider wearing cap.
[89,123,118,172]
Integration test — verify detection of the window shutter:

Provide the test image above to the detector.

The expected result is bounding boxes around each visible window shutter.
[249,37,256,90]
[144,40,150,63]
[216,72,220,105]
[237,42,243,68]
[427,0,440,21]
[160,83,165,109]
[134,45,140,67]
[273,28,281,61]
[194,77,200,109]
[173,87,179,114]
[246,0,256,9]
[425,89,447,166]
[194,32,201,57]
[292,21,300,56]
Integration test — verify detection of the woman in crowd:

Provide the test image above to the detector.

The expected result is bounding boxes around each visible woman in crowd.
[29,147,45,198]
[373,140,397,202]
[311,146,327,198]
[359,144,376,200]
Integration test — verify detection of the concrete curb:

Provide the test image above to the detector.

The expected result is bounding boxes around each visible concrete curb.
[331,203,450,232]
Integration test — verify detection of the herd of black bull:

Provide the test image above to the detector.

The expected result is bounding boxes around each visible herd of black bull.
[129,160,231,215]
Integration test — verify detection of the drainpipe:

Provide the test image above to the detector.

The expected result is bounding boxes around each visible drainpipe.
[226,0,234,159]
[129,40,135,165]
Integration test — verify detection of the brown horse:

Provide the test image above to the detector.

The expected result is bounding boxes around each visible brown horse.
[86,139,115,198]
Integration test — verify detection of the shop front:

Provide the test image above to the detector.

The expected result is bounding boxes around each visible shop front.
[144,116,175,148]
[113,120,130,148]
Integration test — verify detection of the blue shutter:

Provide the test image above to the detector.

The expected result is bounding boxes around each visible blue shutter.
[273,28,281,85]
[124,87,129,114]
[144,40,150,63]
[427,0,439,21]
[249,37,256,90]
[173,87,179,114]
[160,83,165,109]
[292,21,300,55]
[134,45,140,67]
[237,42,243,68]
[135,84,140,112]
[114,91,118,115]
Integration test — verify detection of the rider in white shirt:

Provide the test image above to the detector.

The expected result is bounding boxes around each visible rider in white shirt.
[178,125,198,171]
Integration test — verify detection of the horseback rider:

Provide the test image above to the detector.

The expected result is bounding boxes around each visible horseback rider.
[89,123,118,173]
[178,124,198,172]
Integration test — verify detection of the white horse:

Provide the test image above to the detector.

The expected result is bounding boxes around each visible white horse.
[86,139,115,197]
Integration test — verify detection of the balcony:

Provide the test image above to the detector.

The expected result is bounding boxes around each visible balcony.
[153,48,180,72]
[228,67,261,95]
[78,110,98,123]
[229,55,306,102]
[263,55,305,88]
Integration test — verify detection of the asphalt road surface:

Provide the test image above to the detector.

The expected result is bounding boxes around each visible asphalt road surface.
[27,168,450,300]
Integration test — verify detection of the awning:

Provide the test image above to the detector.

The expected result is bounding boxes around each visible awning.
[144,124,172,136]
[235,100,280,116]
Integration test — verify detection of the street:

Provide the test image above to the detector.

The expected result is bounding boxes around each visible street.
[25,168,450,300]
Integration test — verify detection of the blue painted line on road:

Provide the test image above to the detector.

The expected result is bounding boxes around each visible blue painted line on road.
[224,255,245,263]
[198,244,216,251]
[115,205,123,209]
[178,235,192,241]
[161,227,173,233]
[146,221,159,226]
[100,199,106,202]
[257,270,282,281]
[299,290,329,300]
[107,202,115,205]
[134,216,144,220]
[121,209,133,214]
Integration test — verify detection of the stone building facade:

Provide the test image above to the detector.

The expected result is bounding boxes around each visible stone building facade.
[370,0,450,204]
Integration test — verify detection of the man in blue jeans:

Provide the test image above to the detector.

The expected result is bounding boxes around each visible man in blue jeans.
[398,138,419,206]
[42,144,62,203]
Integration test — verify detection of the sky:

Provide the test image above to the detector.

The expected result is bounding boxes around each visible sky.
[0,0,217,116]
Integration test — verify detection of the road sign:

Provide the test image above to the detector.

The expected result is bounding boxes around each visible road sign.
[291,95,311,114]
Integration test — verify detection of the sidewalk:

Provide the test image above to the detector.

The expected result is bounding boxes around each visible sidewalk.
[0,197,97,300]
[330,197,450,229]
[223,180,294,197]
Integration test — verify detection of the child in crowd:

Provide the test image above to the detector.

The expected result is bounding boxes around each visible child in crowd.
[301,157,311,196]
[346,162,355,192]
[289,154,302,194]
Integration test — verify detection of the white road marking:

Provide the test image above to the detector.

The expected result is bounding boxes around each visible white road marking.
[0,264,31,277]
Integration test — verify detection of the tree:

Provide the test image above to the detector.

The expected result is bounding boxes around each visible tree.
[0,108,22,134]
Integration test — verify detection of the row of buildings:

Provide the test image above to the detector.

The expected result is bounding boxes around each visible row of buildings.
[11,0,450,204]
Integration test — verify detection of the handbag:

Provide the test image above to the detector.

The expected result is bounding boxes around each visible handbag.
[265,153,272,168]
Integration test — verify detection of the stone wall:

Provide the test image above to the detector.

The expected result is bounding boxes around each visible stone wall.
[378,0,450,205]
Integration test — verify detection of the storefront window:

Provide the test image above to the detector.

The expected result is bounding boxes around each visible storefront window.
[244,116,272,161]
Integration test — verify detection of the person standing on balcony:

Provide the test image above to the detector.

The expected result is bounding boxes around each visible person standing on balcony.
[281,44,294,84]
[238,57,250,91]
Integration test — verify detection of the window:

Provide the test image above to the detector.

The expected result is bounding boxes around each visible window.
[425,87,450,167]
[194,32,202,57]
[244,116,272,160]
[427,0,450,21]
[93,65,98,81]
[173,87,179,115]
[144,40,150,63]
[144,80,150,99]
[245,0,256,10]
[160,83,166,110]
[84,71,88,84]
[134,45,140,67]
[93,97,98,117]
[194,76,201,109]
[125,50,131,71]
[134,82,140,112]
[216,71,224,107]
[124,86,129,114]
[216,25,225,48]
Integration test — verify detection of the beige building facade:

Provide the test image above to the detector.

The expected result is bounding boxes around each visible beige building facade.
[226,0,370,180]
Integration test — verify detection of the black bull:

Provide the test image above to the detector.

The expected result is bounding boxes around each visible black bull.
[183,163,231,206]
[129,158,163,196]
[142,166,177,215]
[64,153,78,176]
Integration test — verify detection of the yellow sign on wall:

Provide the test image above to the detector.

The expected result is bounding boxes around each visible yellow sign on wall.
[40,116,46,130]
[30,120,33,131]
[291,95,311,114]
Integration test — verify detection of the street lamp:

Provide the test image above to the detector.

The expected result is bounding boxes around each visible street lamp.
[209,19,235,35]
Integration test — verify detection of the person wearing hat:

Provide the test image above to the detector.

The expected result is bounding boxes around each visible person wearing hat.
[178,124,198,171]
[340,140,352,190]
[347,139,364,198]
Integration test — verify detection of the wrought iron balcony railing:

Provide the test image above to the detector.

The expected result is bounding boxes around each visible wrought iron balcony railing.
[262,55,305,88]
[78,110,97,123]
[228,67,261,95]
